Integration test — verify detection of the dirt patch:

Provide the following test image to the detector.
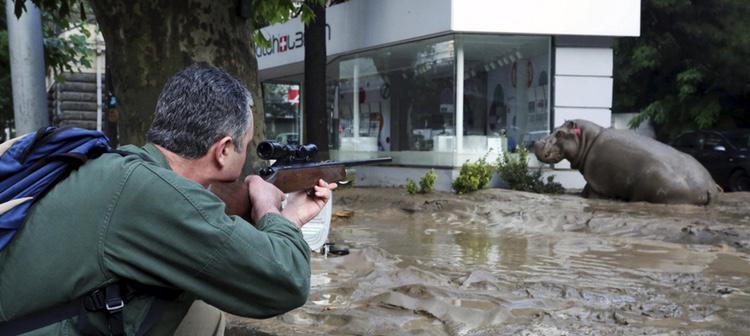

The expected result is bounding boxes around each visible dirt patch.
[228,188,750,336]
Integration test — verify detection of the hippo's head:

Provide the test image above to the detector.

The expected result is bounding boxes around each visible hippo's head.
[533,120,584,164]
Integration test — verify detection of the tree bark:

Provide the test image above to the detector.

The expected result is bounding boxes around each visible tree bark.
[90,0,265,170]
[303,1,328,159]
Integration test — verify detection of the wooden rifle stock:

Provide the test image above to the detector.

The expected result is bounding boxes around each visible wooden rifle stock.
[209,158,391,219]
[208,180,252,219]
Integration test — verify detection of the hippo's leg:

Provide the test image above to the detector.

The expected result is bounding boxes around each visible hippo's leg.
[582,183,606,199]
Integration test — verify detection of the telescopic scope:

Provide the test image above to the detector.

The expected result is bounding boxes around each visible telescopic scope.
[257,141,318,162]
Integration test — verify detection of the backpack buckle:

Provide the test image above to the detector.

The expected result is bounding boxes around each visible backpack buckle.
[105,299,124,313]
[104,284,125,314]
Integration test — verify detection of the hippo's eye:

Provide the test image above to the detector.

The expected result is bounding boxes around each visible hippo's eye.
[555,131,562,138]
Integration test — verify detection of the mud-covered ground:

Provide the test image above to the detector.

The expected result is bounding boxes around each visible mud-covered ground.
[228,188,750,336]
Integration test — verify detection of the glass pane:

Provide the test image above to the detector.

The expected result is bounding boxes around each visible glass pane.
[328,36,457,166]
[703,133,725,149]
[262,82,301,144]
[727,133,750,149]
[461,35,551,153]
[675,133,698,149]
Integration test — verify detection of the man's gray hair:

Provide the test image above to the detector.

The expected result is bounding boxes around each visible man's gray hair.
[147,63,253,159]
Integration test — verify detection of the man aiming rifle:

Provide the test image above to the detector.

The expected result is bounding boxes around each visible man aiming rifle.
[0,64,336,335]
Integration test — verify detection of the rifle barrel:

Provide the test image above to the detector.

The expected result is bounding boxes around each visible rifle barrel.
[270,157,392,171]
[340,157,393,167]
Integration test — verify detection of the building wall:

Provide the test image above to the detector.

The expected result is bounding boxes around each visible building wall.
[257,0,641,79]
[550,38,614,185]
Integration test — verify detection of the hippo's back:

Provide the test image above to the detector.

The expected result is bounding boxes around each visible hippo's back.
[600,129,718,202]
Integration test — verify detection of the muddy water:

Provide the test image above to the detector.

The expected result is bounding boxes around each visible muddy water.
[228,188,750,336]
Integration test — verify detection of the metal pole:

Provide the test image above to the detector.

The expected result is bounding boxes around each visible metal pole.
[96,49,103,132]
[5,0,48,135]
[352,60,360,139]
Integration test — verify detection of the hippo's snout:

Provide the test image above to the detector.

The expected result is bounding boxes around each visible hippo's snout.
[533,136,563,163]
[533,138,549,158]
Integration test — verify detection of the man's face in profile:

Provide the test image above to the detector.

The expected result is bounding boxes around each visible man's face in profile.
[225,125,253,180]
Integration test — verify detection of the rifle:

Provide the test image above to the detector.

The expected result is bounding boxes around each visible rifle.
[209,141,391,219]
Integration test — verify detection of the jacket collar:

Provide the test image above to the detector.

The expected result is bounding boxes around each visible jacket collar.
[141,143,172,170]
[117,143,172,171]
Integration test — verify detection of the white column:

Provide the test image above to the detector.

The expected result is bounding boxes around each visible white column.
[455,39,464,153]
[552,45,613,184]
[352,60,360,139]
[5,0,48,134]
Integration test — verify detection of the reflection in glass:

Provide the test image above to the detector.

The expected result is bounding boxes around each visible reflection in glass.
[461,35,551,153]
[326,34,551,166]
[329,36,456,160]
[263,82,301,144]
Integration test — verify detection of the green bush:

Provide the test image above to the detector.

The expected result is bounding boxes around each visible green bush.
[419,169,437,193]
[452,156,495,194]
[406,169,438,194]
[406,179,419,195]
[497,146,565,194]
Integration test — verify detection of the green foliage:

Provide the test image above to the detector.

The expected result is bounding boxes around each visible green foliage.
[406,179,418,195]
[614,0,750,140]
[452,157,494,194]
[496,146,564,194]
[406,169,437,194]
[419,169,437,194]
[2,0,93,129]
[251,0,327,48]
[41,9,93,80]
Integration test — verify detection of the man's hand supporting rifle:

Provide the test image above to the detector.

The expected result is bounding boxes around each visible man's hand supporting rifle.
[209,141,391,227]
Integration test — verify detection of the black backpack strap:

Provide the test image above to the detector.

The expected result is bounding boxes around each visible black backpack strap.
[0,298,82,335]
[0,282,180,336]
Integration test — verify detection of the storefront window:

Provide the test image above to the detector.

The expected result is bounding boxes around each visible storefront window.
[329,36,456,165]
[460,35,551,153]
[262,82,302,144]
[263,34,552,166]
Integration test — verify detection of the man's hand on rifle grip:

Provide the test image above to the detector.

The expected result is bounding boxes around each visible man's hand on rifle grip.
[245,175,285,224]
[282,179,338,229]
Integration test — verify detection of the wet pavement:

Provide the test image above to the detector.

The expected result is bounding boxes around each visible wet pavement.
[228,188,750,336]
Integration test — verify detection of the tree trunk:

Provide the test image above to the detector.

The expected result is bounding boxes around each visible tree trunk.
[303,1,328,159]
[90,0,265,170]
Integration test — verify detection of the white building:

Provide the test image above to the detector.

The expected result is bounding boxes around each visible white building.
[257,0,641,190]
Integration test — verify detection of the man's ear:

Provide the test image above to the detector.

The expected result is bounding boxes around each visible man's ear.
[213,136,234,168]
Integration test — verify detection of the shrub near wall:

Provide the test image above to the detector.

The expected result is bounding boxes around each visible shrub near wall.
[497,147,564,194]
[407,169,438,195]
[452,157,494,194]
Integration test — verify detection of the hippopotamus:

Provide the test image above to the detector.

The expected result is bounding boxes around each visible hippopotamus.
[533,119,720,205]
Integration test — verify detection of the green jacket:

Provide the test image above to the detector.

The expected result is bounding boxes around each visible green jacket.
[0,143,311,335]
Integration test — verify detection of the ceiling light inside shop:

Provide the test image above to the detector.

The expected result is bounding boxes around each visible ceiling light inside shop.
[515,51,523,59]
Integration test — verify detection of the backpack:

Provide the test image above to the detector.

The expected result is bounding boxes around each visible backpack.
[0,127,112,251]
[0,127,176,335]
